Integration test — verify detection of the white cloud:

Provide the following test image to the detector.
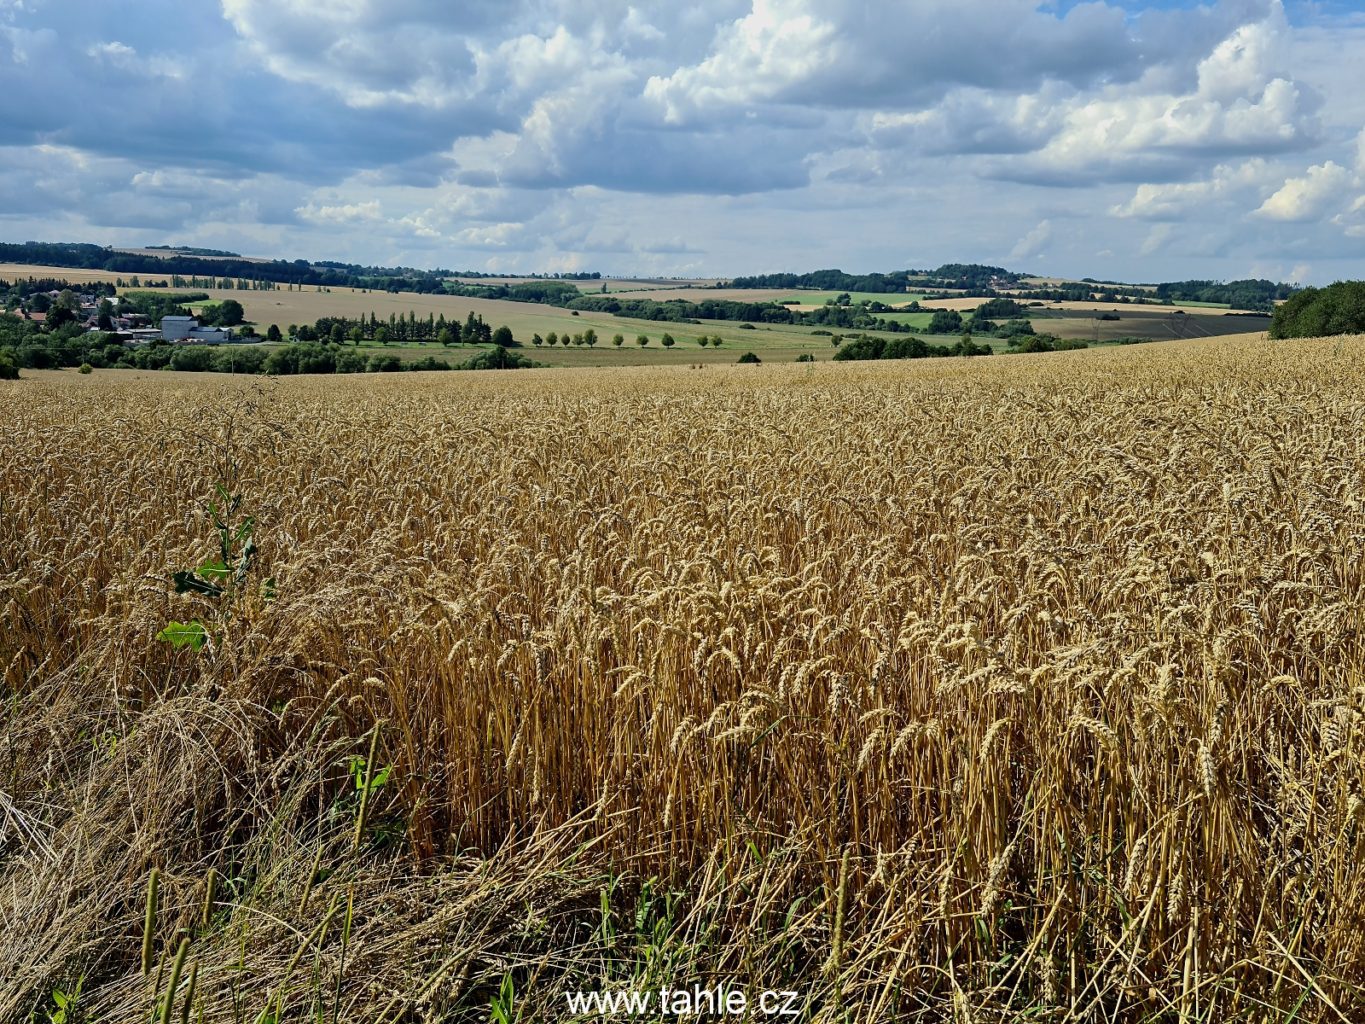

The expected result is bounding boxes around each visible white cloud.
[296,200,383,224]
[1110,159,1272,219]
[644,0,837,124]
[1009,219,1051,261]
[644,0,1143,128]
[1255,161,1351,221]
[992,13,1319,185]
[1331,194,1365,238]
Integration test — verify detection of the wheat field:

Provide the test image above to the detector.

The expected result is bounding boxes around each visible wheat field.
[2,338,1364,1021]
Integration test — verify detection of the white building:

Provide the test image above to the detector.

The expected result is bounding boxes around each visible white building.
[160,315,233,344]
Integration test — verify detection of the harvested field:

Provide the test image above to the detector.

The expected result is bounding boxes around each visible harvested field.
[0,262,127,285]
[1033,309,1271,342]
[112,248,272,263]
[912,296,1258,315]
[3,337,1365,1021]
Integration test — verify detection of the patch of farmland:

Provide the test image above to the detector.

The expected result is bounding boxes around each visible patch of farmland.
[0,262,127,285]
[4,335,1365,1021]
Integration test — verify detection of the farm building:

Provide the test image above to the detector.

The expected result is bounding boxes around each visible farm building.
[160,315,233,344]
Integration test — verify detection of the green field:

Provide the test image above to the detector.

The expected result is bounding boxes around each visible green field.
[872,311,935,329]
[170,285,905,366]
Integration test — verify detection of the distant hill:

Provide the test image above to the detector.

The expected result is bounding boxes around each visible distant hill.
[141,245,243,258]
[725,264,1296,312]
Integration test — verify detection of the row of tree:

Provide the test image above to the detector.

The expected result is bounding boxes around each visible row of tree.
[282,310,511,346]
[2,276,116,307]
[152,343,534,375]
[563,295,918,334]
[832,334,994,361]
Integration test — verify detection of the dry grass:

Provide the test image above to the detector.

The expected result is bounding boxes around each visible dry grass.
[2,338,1364,1021]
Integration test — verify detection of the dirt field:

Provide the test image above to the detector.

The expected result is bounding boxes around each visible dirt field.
[1033,310,1270,342]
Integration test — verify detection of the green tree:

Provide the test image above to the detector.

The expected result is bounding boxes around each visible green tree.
[546,331,559,347]
[928,309,963,334]
[532,333,544,347]
[661,333,675,348]
[214,299,246,326]
[463,312,482,344]
[612,334,624,347]
[696,337,708,347]
[636,334,649,347]
[47,292,78,329]
[438,327,455,347]
[492,325,514,347]
[266,324,282,342]
[1271,281,1365,338]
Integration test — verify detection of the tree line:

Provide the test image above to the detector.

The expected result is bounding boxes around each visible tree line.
[0,241,459,293]
[285,310,505,346]
[563,295,920,333]
[1270,282,1365,338]
[726,264,1023,292]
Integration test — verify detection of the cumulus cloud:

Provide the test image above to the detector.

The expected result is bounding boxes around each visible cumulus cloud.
[1110,160,1273,219]
[644,0,1141,126]
[297,201,384,225]
[981,11,1322,186]
[0,0,1362,280]
[1255,161,1352,221]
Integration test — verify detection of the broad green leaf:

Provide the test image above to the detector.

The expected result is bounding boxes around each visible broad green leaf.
[197,558,230,580]
[157,620,208,651]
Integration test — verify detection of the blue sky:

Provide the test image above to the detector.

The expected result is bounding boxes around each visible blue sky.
[1,0,1363,283]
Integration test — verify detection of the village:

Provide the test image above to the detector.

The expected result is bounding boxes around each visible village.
[2,286,244,344]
